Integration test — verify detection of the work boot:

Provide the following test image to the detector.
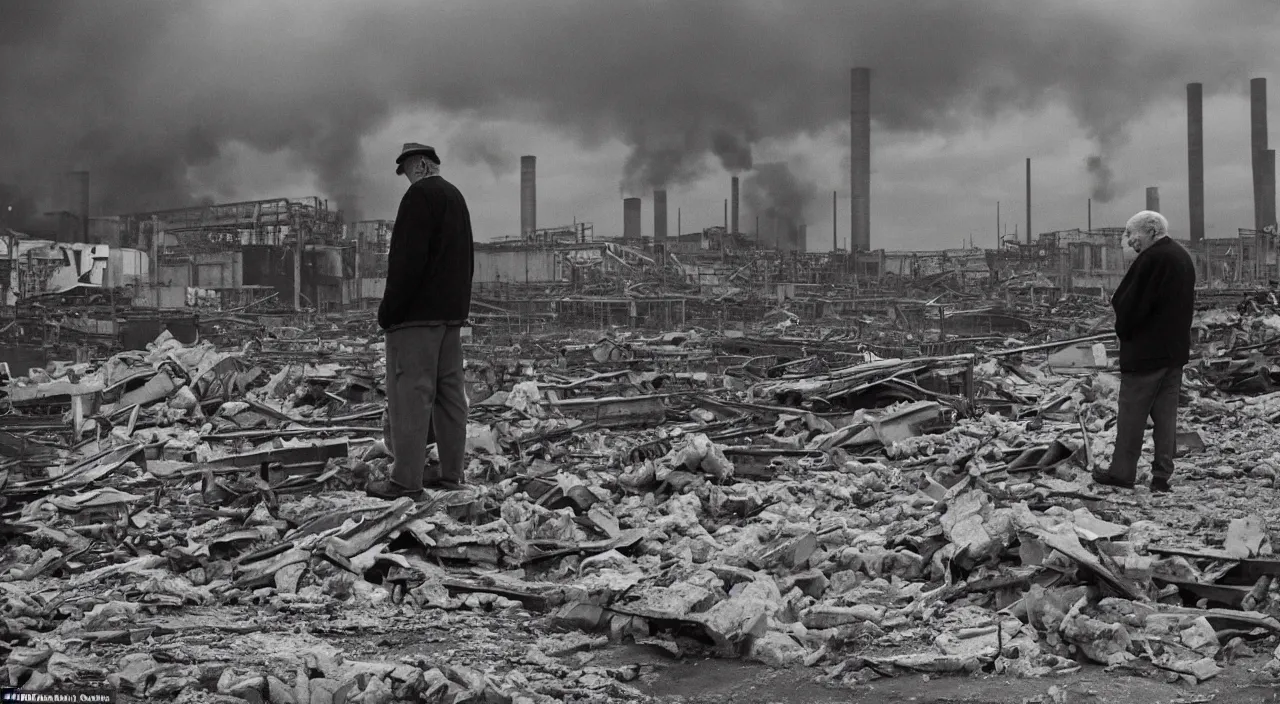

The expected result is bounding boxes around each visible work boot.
[425,478,467,492]
[1150,476,1172,494]
[365,479,424,500]
[1090,472,1134,490]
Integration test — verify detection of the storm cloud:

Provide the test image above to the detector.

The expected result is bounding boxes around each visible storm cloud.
[0,0,1273,224]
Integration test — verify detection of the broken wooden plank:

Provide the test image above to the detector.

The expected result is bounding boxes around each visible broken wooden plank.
[441,577,557,612]
[325,497,416,558]
[1152,577,1252,609]
[550,394,671,429]
[235,547,309,589]
[181,439,349,477]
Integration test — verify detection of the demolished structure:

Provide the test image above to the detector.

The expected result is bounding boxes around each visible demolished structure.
[2,69,1280,703]
[2,280,1280,701]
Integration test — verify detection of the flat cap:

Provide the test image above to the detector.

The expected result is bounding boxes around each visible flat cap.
[395,142,440,174]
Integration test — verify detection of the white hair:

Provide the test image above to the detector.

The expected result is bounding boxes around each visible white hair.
[408,154,440,178]
[1126,210,1168,238]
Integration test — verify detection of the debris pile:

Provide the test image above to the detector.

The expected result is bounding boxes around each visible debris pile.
[2,317,1280,702]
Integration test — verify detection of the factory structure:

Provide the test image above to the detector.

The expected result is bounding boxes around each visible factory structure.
[0,68,1276,356]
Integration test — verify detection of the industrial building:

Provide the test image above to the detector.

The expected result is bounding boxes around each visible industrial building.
[0,69,1274,367]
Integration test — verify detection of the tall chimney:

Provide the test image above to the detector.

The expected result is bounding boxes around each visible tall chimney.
[850,67,871,251]
[520,156,536,238]
[623,197,641,242]
[1252,78,1268,231]
[832,190,838,251]
[1187,82,1205,245]
[730,176,740,235]
[1025,158,1031,244]
[653,189,668,243]
[1264,149,1277,230]
[1145,186,1160,213]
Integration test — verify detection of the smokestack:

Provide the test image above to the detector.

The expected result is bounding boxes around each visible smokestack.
[1264,149,1277,230]
[653,189,667,243]
[1253,78,1268,231]
[1025,158,1031,244]
[1145,186,1160,213]
[520,156,536,238]
[850,67,871,251]
[623,197,641,242]
[1187,82,1205,245]
[798,221,807,253]
[832,190,838,251]
[730,176,740,235]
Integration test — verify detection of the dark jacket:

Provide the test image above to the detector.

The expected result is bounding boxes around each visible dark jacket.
[377,176,474,330]
[1110,237,1196,372]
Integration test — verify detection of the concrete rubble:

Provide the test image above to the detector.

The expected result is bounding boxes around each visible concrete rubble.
[3,295,1280,703]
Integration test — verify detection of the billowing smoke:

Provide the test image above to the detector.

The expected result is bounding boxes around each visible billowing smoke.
[743,163,816,248]
[0,0,1273,221]
[1085,154,1119,203]
[448,127,516,178]
[711,131,755,173]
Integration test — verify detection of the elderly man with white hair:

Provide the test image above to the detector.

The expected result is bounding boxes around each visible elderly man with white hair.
[1093,210,1196,493]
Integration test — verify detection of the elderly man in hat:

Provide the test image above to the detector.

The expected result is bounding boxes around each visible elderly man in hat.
[1093,210,1195,493]
[367,143,475,498]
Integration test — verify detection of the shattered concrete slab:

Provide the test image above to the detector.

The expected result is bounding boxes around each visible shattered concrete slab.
[3,309,1280,701]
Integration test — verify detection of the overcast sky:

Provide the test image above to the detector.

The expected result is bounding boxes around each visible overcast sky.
[2,0,1278,251]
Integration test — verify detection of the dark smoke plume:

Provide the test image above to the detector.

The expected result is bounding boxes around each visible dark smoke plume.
[448,127,516,178]
[743,163,816,247]
[1085,155,1119,203]
[0,0,1273,220]
[711,131,754,173]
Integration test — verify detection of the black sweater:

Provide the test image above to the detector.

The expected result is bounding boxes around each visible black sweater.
[1110,237,1196,372]
[377,176,474,330]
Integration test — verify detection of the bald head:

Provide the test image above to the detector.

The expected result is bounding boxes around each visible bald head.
[1125,210,1168,253]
